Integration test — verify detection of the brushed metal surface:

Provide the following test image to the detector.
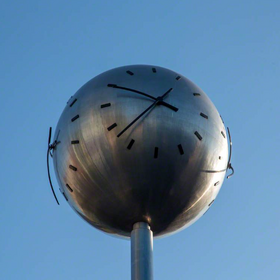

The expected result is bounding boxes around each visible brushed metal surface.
[52,65,228,237]
[131,222,153,280]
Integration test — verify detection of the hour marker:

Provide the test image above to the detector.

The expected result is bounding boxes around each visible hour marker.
[200,112,208,119]
[71,115,79,122]
[219,156,222,160]
[203,208,210,215]
[126,70,134,76]
[71,140,79,144]
[178,144,184,155]
[176,76,181,80]
[67,96,73,104]
[154,147,159,158]
[107,84,117,88]
[62,192,68,201]
[101,103,111,108]
[152,68,157,73]
[59,188,68,201]
[221,131,226,138]
[127,139,135,150]
[193,93,201,96]
[107,123,117,131]
[69,98,77,107]
[194,131,202,141]
[66,184,73,192]
[214,181,220,186]
[208,200,214,206]
[69,165,77,171]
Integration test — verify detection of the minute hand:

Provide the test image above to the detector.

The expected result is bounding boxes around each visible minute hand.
[108,84,156,100]
[117,88,173,138]
[117,100,159,138]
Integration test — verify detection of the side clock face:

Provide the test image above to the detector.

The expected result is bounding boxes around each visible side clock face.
[53,65,229,238]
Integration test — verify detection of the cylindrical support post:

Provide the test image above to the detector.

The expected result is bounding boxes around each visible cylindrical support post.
[131,222,153,280]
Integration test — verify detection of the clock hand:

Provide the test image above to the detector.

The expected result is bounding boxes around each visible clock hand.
[117,88,174,138]
[108,84,178,112]
[117,100,159,137]
[155,88,178,111]
[158,88,178,112]
[161,87,173,99]
[160,101,178,112]
[108,84,156,101]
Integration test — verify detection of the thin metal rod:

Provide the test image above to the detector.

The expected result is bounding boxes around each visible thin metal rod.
[131,222,153,280]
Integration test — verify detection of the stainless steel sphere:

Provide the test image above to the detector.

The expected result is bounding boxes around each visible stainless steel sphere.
[52,65,228,238]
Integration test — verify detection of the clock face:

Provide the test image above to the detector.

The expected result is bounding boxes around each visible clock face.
[53,65,228,237]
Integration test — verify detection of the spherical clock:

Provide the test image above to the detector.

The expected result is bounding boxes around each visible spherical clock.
[50,65,231,238]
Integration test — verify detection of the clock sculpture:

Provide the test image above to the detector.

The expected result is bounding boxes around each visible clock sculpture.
[47,65,234,280]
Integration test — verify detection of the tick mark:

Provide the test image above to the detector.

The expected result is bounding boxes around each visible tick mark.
[66,184,73,192]
[200,112,208,119]
[69,98,77,107]
[154,147,159,158]
[127,139,135,150]
[152,68,157,73]
[71,140,79,144]
[194,131,202,141]
[59,188,68,201]
[221,131,226,138]
[69,165,77,171]
[101,103,111,108]
[219,156,222,160]
[107,123,117,131]
[203,208,210,215]
[62,192,68,201]
[214,181,220,186]
[193,93,201,96]
[126,70,134,76]
[178,144,184,155]
[67,96,73,104]
[71,115,79,122]
[208,200,214,206]
[176,76,181,80]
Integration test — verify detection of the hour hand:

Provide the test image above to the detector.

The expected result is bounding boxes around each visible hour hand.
[160,101,178,112]
[157,88,178,112]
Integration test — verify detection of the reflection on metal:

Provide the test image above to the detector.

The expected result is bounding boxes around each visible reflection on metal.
[131,223,153,280]
[48,64,235,280]
[51,65,232,237]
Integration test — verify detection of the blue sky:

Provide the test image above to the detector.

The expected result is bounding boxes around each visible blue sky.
[1,1,279,279]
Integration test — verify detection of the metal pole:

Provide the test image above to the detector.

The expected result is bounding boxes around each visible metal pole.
[131,222,153,280]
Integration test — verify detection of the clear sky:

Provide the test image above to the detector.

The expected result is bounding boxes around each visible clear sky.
[1,1,279,279]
